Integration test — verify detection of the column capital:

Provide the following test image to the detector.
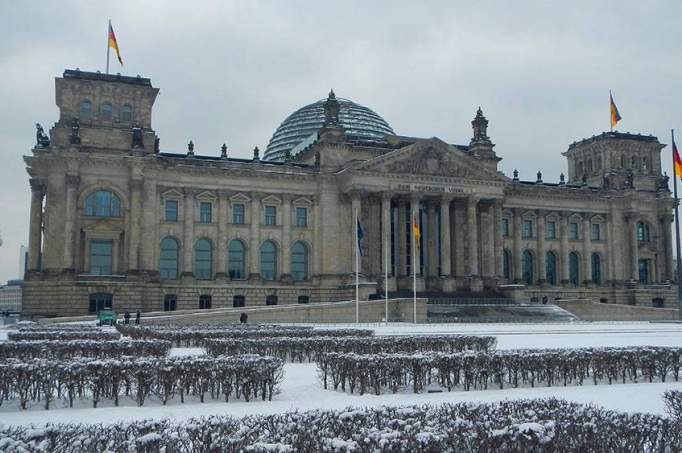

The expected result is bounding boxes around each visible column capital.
[535,208,548,217]
[410,193,421,204]
[468,195,481,205]
[440,194,455,204]
[381,191,394,202]
[65,174,80,187]
[29,178,46,193]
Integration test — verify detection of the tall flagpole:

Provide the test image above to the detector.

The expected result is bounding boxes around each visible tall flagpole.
[609,90,612,132]
[355,208,359,324]
[412,214,417,324]
[672,129,682,320]
[106,20,111,75]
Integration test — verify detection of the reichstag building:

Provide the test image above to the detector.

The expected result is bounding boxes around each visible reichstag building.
[23,69,676,316]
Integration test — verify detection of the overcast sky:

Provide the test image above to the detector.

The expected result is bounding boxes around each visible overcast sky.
[0,1,681,283]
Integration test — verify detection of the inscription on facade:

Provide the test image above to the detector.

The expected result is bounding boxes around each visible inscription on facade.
[393,183,471,194]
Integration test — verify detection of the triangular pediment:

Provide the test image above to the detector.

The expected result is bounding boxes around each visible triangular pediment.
[196,190,217,201]
[354,138,506,181]
[161,189,183,199]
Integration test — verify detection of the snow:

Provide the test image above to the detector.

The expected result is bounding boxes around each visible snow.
[2,321,682,427]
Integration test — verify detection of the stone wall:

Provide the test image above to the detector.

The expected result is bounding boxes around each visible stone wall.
[554,298,679,321]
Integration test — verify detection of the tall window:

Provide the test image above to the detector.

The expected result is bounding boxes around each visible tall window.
[295,207,308,227]
[569,222,579,240]
[260,240,278,280]
[503,249,512,280]
[100,102,113,120]
[159,237,179,279]
[85,190,122,218]
[228,239,246,279]
[79,100,93,119]
[591,223,601,241]
[195,239,213,279]
[200,202,212,223]
[291,241,308,281]
[546,221,556,240]
[569,252,580,286]
[165,200,178,222]
[502,218,510,237]
[522,250,534,285]
[637,222,650,242]
[163,294,177,311]
[120,104,133,122]
[233,204,245,224]
[522,220,534,239]
[265,206,277,225]
[591,253,602,285]
[546,251,557,286]
[88,293,112,313]
[90,240,113,275]
[639,259,650,284]
[199,294,212,309]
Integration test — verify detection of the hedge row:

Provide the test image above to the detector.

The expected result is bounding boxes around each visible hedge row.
[0,355,282,410]
[17,324,101,331]
[1,398,680,452]
[204,335,496,362]
[8,331,121,342]
[117,325,373,346]
[318,346,682,394]
[0,340,171,359]
[664,390,682,418]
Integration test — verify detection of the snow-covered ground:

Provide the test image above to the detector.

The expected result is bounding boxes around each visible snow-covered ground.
[2,321,682,427]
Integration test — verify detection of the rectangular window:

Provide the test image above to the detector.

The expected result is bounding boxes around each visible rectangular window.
[569,222,579,240]
[546,221,556,240]
[233,203,245,224]
[265,206,277,226]
[199,294,212,309]
[295,207,307,227]
[266,295,278,306]
[522,220,533,238]
[165,200,178,222]
[163,294,177,311]
[502,218,510,237]
[200,202,212,223]
[591,223,601,241]
[233,295,245,308]
[298,295,310,304]
[90,240,113,275]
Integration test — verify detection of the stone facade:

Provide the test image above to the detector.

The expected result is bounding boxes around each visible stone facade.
[22,70,677,317]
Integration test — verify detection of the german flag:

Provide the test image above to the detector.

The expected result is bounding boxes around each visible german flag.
[610,91,622,129]
[108,21,123,65]
[674,136,682,181]
[412,214,421,249]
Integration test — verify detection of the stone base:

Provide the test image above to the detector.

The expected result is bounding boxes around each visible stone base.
[467,276,483,292]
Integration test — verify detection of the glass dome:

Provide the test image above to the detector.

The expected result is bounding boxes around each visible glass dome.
[264,97,395,161]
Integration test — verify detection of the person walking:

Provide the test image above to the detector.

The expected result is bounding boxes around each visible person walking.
[240,312,248,325]
[135,310,141,325]
[124,311,131,325]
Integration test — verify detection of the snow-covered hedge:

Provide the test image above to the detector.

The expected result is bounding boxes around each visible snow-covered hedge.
[7,331,121,342]
[318,346,682,394]
[0,339,171,359]
[204,335,496,362]
[117,325,373,346]
[664,390,682,418]
[1,398,680,452]
[0,355,282,410]
[18,324,102,331]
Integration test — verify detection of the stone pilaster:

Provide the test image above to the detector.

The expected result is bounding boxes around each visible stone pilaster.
[482,203,495,278]
[398,200,407,277]
[28,179,45,271]
[427,200,437,277]
[381,192,392,276]
[281,195,292,279]
[182,189,195,276]
[351,192,363,274]
[493,201,503,278]
[628,215,639,281]
[582,214,592,285]
[466,197,479,277]
[662,214,674,282]
[536,210,546,284]
[62,174,79,271]
[560,211,569,285]
[216,191,229,278]
[249,192,262,279]
[127,178,143,272]
[140,175,157,272]
[439,196,452,277]
[513,208,522,282]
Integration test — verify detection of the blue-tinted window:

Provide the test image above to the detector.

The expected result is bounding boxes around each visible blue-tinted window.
[195,239,213,279]
[503,249,512,280]
[522,220,533,239]
[228,239,246,279]
[100,102,113,120]
[591,253,601,285]
[546,251,557,285]
[569,252,580,286]
[296,207,307,227]
[120,104,133,122]
[200,202,212,223]
[160,237,179,279]
[265,206,277,226]
[638,259,650,284]
[546,221,556,239]
[260,240,277,280]
[90,240,112,275]
[291,241,308,281]
[502,218,510,237]
[522,250,534,285]
[165,200,178,222]
[85,190,121,218]
[79,100,93,119]
[591,224,601,241]
[637,222,650,242]
[569,222,579,240]
[233,204,245,224]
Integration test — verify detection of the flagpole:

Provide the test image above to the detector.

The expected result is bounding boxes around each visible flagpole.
[355,207,359,324]
[412,214,417,324]
[609,90,613,132]
[672,129,682,320]
[106,19,111,75]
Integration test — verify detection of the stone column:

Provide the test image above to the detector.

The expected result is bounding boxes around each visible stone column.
[560,211,569,285]
[662,215,674,282]
[381,192,392,276]
[537,210,546,284]
[629,215,639,281]
[513,208,522,282]
[351,193,363,274]
[217,191,228,277]
[493,201,503,278]
[397,200,407,277]
[140,176,157,271]
[249,193,262,278]
[282,195,292,279]
[62,174,79,270]
[439,196,452,277]
[128,178,143,272]
[312,195,322,278]
[466,197,479,277]
[410,194,421,276]
[582,214,592,285]
[182,189,195,276]
[427,200,437,277]
[28,179,45,271]
[482,203,495,278]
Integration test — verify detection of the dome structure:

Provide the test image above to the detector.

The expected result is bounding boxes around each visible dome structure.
[264,97,395,161]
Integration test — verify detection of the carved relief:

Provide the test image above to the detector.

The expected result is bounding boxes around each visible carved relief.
[384,146,470,177]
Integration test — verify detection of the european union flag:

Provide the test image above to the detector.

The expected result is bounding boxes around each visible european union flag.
[357,218,365,257]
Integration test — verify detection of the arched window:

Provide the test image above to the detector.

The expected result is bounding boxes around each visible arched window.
[120,104,133,122]
[522,250,534,285]
[194,239,213,279]
[260,240,278,280]
[84,190,122,217]
[569,252,580,286]
[291,241,308,281]
[546,251,557,286]
[637,222,650,242]
[228,239,246,279]
[503,249,512,280]
[159,237,179,279]
[591,253,602,285]
[100,102,113,120]
[79,100,93,119]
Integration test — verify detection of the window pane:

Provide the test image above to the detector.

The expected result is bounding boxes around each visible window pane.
[570,223,579,240]
[546,252,557,285]
[233,204,245,224]
[502,219,510,237]
[101,102,113,120]
[199,295,212,309]
[296,207,307,227]
[265,206,276,225]
[121,104,133,122]
[165,200,178,222]
[228,240,245,279]
[569,252,580,286]
[80,100,92,119]
[195,239,213,279]
[522,220,533,238]
[160,238,179,279]
[200,202,212,223]
[90,240,112,275]
[260,241,277,280]
[85,190,121,218]
[591,224,600,241]
[291,242,308,281]
[546,222,556,239]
